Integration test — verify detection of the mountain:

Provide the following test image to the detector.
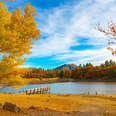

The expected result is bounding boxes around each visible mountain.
[55,64,78,70]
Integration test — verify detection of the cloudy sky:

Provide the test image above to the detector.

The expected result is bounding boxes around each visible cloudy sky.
[7,0,116,69]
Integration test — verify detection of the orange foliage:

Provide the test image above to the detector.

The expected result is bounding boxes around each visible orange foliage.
[97,23,116,55]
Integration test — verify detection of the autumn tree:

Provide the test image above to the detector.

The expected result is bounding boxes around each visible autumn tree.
[0,0,40,83]
[98,23,116,55]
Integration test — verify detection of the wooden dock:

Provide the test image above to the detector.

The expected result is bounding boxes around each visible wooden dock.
[22,87,50,94]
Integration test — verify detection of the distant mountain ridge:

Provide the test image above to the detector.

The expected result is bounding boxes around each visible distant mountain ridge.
[55,64,78,70]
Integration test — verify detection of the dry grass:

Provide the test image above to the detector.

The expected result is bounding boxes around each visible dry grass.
[0,94,116,115]
[24,77,59,85]
[24,77,59,82]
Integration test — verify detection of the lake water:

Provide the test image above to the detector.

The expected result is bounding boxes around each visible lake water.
[0,82,116,94]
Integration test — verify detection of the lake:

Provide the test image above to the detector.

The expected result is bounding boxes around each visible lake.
[0,82,116,94]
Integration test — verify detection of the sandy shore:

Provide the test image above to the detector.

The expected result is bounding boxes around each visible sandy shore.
[0,93,116,116]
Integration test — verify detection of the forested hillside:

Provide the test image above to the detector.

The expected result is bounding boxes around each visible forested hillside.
[14,60,116,81]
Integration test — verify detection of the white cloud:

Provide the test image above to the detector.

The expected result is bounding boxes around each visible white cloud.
[29,0,116,65]
[53,47,116,65]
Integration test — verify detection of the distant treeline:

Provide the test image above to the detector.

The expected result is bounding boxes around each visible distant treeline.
[19,60,116,80]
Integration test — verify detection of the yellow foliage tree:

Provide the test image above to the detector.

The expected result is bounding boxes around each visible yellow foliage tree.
[0,1,40,82]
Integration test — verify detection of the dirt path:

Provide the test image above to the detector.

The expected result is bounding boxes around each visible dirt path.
[27,104,116,116]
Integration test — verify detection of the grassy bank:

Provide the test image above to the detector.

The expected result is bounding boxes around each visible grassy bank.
[2,77,116,86]
[0,93,116,115]
[25,78,116,85]
[25,77,59,84]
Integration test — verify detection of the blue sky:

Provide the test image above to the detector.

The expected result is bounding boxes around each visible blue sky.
[7,0,116,69]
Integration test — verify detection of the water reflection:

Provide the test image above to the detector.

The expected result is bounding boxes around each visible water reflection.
[0,82,116,94]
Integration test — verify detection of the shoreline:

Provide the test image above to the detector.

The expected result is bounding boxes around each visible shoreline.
[28,78,116,85]
[1,78,116,86]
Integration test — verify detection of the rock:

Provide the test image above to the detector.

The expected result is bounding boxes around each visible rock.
[3,102,23,112]
[28,106,37,110]
[66,112,71,114]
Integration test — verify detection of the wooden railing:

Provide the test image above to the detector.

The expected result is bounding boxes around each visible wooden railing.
[22,87,50,94]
